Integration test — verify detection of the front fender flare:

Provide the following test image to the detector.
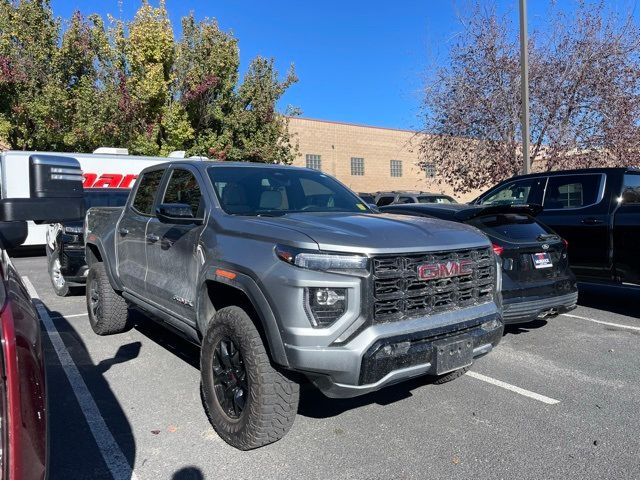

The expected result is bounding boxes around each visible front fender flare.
[197,271,289,368]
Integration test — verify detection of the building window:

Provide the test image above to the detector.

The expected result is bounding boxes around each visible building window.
[351,157,364,176]
[306,154,321,170]
[425,163,436,178]
[390,160,402,177]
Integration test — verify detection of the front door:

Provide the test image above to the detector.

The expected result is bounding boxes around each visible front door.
[144,167,207,322]
[537,173,610,280]
[116,168,165,295]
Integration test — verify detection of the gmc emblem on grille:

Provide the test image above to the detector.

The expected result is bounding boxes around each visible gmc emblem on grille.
[417,260,473,280]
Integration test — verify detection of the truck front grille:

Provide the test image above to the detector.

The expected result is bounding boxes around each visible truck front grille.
[371,247,495,323]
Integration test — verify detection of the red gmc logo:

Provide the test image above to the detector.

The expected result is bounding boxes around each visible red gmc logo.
[417,260,473,280]
[83,173,138,189]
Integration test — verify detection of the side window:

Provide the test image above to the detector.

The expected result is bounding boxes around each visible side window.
[621,174,640,204]
[480,177,545,206]
[396,196,414,204]
[132,170,164,215]
[543,174,603,209]
[162,169,203,217]
[376,195,396,206]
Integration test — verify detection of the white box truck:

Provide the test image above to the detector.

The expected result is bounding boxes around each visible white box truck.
[0,149,170,246]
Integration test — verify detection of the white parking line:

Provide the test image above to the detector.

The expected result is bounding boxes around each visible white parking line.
[52,312,88,319]
[23,277,139,480]
[466,371,560,405]
[562,313,640,332]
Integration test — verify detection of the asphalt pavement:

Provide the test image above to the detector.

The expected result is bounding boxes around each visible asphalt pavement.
[12,255,640,480]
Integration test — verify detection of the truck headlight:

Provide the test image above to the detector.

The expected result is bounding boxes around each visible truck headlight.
[275,244,368,275]
[304,287,347,327]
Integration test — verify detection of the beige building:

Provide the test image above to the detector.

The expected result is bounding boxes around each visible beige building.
[288,117,475,201]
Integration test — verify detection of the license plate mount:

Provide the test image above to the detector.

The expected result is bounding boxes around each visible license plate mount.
[433,335,473,375]
[532,252,553,269]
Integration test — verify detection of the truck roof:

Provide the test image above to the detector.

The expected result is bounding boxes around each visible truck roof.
[498,166,638,182]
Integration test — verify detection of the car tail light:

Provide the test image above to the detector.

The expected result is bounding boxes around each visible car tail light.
[0,285,19,480]
[562,238,569,249]
[492,244,504,256]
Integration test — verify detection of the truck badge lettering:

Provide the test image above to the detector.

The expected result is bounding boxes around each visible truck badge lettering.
[417,260,473,280]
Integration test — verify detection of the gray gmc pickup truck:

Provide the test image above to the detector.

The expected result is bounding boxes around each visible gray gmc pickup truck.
[84,160,504,449]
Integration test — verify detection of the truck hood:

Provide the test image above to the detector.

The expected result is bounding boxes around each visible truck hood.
[252,212,490,254]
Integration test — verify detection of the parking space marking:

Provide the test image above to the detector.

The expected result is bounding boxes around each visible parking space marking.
[52,312,88,319]
[23,277,139,480]
[562,313,640,332]
[466,371,560,405]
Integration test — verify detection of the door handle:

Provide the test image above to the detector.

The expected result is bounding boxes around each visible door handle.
[118,227,129,236]
[146,233,160,243]
[580,218,603,225]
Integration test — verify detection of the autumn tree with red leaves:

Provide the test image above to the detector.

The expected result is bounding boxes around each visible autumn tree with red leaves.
[420,1,640,193]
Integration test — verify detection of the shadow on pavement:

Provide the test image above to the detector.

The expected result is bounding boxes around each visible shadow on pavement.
[578,283,640,319]
[173,466,205,480]
[503,318,548,336]
[43,306,138,480]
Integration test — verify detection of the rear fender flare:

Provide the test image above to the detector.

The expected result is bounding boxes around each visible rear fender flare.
[85,239,123,291]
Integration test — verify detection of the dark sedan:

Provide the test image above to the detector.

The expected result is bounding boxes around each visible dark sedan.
[381,203,578,324]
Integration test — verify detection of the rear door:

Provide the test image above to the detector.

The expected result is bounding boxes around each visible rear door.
[116,168,165,295]
[537,173,610,280]
[613,173,640,285]
[144,166,207,322]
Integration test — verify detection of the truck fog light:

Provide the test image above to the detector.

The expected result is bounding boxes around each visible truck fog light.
[378,341,411,357]
[304,288,347,328]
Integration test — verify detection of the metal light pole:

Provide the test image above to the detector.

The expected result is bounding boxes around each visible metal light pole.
[519,0,531,174]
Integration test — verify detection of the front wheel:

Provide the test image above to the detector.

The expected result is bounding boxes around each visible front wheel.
[200,306,299,450]
[48,250,70,297]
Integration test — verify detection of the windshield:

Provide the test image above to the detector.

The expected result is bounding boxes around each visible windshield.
[208,166,370,216]
[84,190,130,209]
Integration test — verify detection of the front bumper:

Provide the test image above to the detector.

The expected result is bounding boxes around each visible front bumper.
[284,309,503,398]
[59,246,89,283]
[502,291,578,324]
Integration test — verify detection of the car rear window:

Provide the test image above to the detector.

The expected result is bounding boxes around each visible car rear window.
[468,213,554,241]
[542,174,603,209]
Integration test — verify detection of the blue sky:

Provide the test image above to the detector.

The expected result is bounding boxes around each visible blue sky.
[49,1,637,130]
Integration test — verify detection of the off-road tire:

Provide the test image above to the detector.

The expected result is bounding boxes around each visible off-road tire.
[432,366,470,385]
[86,262,130,335]
[48,250,70,297]
[200,306,299,450]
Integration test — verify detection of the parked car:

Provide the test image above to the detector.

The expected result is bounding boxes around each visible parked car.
[357,192,376,205]
[0,154,85,480]
[473,167,640,286]
[85,161,504,450]
[46,188,130,296]
[374,191,457,206]
[381,203,578,324]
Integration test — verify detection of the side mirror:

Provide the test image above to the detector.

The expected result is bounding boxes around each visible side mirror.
[0,154,85,224]
[0,221,28,250]
[367,203,380,213]
[156,203,203,225]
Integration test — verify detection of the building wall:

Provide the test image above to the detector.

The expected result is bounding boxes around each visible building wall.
[287,117,480,201]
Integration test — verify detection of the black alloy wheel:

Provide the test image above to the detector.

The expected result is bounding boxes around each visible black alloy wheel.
[88,279,101,320]
[212,337,248,419]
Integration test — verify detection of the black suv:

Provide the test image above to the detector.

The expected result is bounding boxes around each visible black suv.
[473,168,640,285]
[46,188,129,296]
[382,203,578,324]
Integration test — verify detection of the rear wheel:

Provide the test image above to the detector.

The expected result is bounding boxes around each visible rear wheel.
[48,250,69,297]
[200,306,299,450]
[86,262,130,335]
